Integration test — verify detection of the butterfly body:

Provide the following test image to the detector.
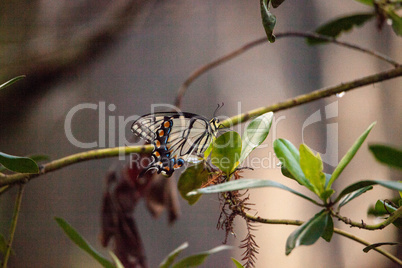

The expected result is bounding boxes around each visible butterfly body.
[132,112,219,176]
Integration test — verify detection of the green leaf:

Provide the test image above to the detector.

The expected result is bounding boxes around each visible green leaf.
[363,242,399,253]
[260,0,276,42]
[321,214,334,242]
[159,242,189,268]
[353,0,374,7]
[231,258,244,268]
[109,251,124,268]
[178,164,210,205]
[172,245,232,268]
[328,122,376,189]
[54,217,114,268]
[271,0,286,8]
[273,139,314,191]
[0,152,39,174]
[334,180,402,204]
[307,13,374,45]
[286,210,331,255]
[299,144,326,198]
[388,10,402,36]
[210,131,242,175]
[189,178,321,205]
[338,186,373,208]
[239,112,273,165]
[369,144,402,170]
[0,75,25,91]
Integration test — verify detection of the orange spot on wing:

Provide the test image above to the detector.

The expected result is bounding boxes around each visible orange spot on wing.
[164,121,171,128]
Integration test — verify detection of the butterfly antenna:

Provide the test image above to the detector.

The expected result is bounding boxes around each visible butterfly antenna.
[213,102,224,118]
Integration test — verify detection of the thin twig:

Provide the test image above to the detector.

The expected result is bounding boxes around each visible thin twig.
[242,212,402,266]
[174,31,400,108]
[331,207,402,230]
[219,66,402,128]
[2,184,25,268]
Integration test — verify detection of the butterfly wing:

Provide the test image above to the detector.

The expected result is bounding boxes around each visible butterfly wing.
[132,112,218,176]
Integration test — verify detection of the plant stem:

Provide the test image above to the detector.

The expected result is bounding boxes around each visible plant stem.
[220,66,402,128]
[331,206,402,230]
[175,32,400,107]
[242,211,402,266]
[2,184,25,268]
[0,145,153,187]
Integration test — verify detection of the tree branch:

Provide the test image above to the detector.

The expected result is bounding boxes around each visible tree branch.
[175,31,400,108]
[242,211,402,266]
[220,66,402,128]
[331,206,402,230]
[0,145,153,187]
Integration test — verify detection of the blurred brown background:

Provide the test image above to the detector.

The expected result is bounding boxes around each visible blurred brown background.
[0,0,401,267]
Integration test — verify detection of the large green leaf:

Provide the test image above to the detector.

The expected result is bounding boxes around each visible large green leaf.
[178,164,210,205]
[0,152,39,174]
[299,144,326,198]
[54,217,114,268]
[334,180,402,204]
[210,131,242,175]
[307,13,374,45]
[286,210,331,255]
[327,122,376,189]
[321,214,334,242]
[273,139,314,191]
[172,245,232,268]
[189,178,321,205]
[260,0,276,42]
[338,186,373,208]
[159,242,189,268]
[0,75,25,91]
[369,144,402,170]
[239,112,273,165]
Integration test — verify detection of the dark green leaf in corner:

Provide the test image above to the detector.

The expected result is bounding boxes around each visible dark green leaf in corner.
[307,13,374,45]
[178,164,210,205]
[338,186,373,208]
[260,0,276,42]
[0,152,39,174]
[369,144,402,170]
[54,217,114,268]
[353,0,374,7]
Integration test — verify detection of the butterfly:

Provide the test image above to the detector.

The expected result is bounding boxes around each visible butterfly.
[131,112,220,177]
